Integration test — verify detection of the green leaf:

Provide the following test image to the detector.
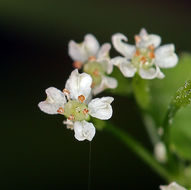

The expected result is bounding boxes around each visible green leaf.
[170,106,191,160]
[132,75,150,110]
[149,53,191,160]
[173,80,191,107]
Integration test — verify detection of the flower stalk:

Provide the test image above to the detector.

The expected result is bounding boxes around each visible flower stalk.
[105,122,173,181]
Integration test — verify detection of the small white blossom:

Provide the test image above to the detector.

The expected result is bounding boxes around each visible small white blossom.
[111,28,178,79]
[38,69,114,141]
[68,34,117,95]
[160,182,187,190]
[154,142,167,163]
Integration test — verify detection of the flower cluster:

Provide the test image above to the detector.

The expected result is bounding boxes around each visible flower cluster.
[69,34,117,95]
[111,28,178,79]
[38,70,114,141]
[38,28,178,141]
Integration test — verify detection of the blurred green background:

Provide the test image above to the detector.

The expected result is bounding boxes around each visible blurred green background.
[1,0,191,189]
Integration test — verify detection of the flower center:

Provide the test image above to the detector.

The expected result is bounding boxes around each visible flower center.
[132,45,155,69]
[61,100,90,121]
[83,61,105,87]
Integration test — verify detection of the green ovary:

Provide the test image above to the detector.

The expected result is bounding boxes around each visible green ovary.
[132,48,154,69]
[83,61,105,86]
[64,100,90,121]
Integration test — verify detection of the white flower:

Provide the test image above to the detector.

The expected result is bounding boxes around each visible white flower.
[160,182,187,190]
[68,34,117,95]
[111,28,178,79]
[154,142,167,163]
[38,69,114,141]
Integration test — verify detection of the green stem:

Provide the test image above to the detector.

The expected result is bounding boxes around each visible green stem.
[142,113,160,146]
[105,122,173,182]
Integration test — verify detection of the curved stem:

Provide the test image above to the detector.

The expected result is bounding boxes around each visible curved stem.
[105,122,173,182]
[142,113,160,146]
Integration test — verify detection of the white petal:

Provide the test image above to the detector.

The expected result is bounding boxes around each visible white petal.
[110,56,137,77]
[97,43,113,74]
[139,65,164,80]
[99,59,113,75]
[92,76,118,95]
[68,40,88,62]
[160,182,187,190]
[74,121,96,141]
[65,69,92,100]
[155,44,178,68]
[38,87,66,114]
[157,69,165,79]
[103,60,113,75]
[84,34,100,57]
[139,28,148,37]
[85,93,93,104]
[154,142,167,163]
[137,28,161,48]
[97,43,111,60]
[112,33,136,59]
[88,97,114,120]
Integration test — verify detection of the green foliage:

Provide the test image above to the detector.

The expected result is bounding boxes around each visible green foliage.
[173,80,191,107]
[170,106,191,160]
[149,53,191,160]
[132,75,150,110]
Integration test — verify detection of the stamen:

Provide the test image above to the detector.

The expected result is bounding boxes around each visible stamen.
[68,115,75,121]
[149,51,155,59]
[88,56,96,61]
[134,50,140,56]
[134,35,141,43]
[73,61,83,69]
[148,45,155,51]
[57,107,64,114]
[83,108,89,115]
[78,95,85,103]
[140,56,147,64]
[63,88,70,101]
[93,69,99,77]
[63,88,70,94]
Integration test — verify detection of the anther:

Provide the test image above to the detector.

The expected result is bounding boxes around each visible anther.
[93,69,99,77]
[68,115,75,121]
[88,56,96,61]
[140,56,147,64]
[134,35,141,43]
[57,107,64,114]
[135,50,140,56]
[73,61,83,69]
[78,95,85,103]
[83,109,89,115]
[63,89,70,94]
[149,51,155,59]
[148,45,155,51]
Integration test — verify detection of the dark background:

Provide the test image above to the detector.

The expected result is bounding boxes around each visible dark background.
[1,0,191,189]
